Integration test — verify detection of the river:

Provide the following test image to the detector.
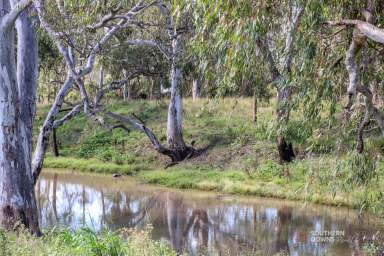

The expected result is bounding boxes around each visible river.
[36,170,384,256]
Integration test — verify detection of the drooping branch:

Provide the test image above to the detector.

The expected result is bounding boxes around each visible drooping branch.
[343,10,373,97]
[104,111,182,161]
[254,1,306,84]
[332,7,384,152]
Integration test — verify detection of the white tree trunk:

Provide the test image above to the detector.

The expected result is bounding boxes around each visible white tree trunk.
[0,0,40,234]
[167,36,186,151]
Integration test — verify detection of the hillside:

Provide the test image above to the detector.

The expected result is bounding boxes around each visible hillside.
[36,98,384,216]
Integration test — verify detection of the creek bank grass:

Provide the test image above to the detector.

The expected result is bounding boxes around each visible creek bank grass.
[38,98,384,217]
[0,227,177,256]
[137,162,382,212]
[44,157,143,175]
[44,155,384,216]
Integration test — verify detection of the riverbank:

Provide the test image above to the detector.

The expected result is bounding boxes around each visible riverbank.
[38,98,384,217]
[44,155,384,217]
[0,227,177,256]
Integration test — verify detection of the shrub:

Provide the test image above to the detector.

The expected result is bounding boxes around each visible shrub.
[77,132,112,159]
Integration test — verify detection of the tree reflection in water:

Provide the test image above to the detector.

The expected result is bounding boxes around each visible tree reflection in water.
[36,173,384,256]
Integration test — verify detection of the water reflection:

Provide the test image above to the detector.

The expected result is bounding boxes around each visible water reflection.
[37,171,383,256]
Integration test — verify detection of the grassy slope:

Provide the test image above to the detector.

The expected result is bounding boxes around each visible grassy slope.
[38,98,384,216]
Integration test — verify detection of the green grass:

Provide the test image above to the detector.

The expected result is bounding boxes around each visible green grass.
[44,157,144,175]
[38,98,384,217]
[137,158,383,212]
[0,227,177,256]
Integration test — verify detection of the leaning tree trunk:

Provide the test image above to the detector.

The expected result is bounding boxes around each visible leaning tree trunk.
[32,75,74,183]
[167,35,187,154]
[0,2,40,235]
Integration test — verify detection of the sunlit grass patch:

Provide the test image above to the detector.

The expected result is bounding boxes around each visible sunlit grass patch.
[44,157,143,175]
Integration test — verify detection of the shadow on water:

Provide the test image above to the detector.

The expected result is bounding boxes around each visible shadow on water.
[36,171,384,256]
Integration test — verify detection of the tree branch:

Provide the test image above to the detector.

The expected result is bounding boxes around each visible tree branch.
[104,111,176,159]
[326,20,384,44]
[53,104,82,128]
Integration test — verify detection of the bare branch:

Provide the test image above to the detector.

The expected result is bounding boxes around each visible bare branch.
[104,111,175,158]
[53,104,82,128]
[326,20,384,44]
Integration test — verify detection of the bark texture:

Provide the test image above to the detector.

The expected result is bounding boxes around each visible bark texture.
[157,0,195,159]
[0,0,40,234]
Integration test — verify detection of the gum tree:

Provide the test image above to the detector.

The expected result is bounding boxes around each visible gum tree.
[0,0,40,234]
[325,0,384,153]
[30,0,158,181]
[190,0,306,161]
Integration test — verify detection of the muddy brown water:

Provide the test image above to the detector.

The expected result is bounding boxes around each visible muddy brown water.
[36,170,384,256]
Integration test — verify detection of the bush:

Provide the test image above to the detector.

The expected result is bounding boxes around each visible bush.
[257,160,283,179]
